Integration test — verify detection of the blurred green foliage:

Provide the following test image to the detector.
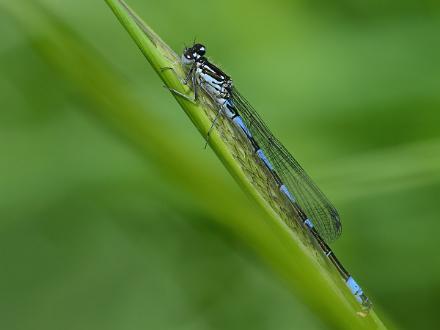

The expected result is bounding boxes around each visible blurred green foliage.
[0,0,439,329]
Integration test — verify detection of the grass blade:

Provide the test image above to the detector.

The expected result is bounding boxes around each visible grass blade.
[1,0,388,328]
[105,1,389,328]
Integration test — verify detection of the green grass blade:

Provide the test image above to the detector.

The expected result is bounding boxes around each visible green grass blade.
[104,0,388,328]
[1,0,388,327]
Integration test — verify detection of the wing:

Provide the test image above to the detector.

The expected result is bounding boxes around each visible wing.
[231,87,342,242]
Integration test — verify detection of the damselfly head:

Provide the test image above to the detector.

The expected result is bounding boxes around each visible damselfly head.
[182,43,206,65]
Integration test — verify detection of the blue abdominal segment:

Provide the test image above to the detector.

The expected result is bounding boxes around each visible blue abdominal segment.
[346,276,364,304]
[232,115,252,138]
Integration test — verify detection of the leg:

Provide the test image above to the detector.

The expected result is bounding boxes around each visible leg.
[165,87,197,103]
[160,64,194,86]
[161,65,198,103]
[166,75,199,103]
[204,106,224,149]
[191,71,199,101]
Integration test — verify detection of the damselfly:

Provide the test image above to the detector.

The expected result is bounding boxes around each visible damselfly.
[168,43,372,311]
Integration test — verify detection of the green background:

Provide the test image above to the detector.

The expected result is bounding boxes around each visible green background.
[1,0,439,329]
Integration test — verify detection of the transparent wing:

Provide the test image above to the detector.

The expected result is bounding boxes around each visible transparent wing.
[231,87,342,242]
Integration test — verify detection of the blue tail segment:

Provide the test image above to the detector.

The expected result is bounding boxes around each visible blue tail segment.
[232,116,252,137]
[256,149,274,170]
[346,276,370,307]
[304,218,314,229]
[280,184,295,202]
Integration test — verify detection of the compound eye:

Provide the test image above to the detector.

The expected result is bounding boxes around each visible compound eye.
[194,44,206,56]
